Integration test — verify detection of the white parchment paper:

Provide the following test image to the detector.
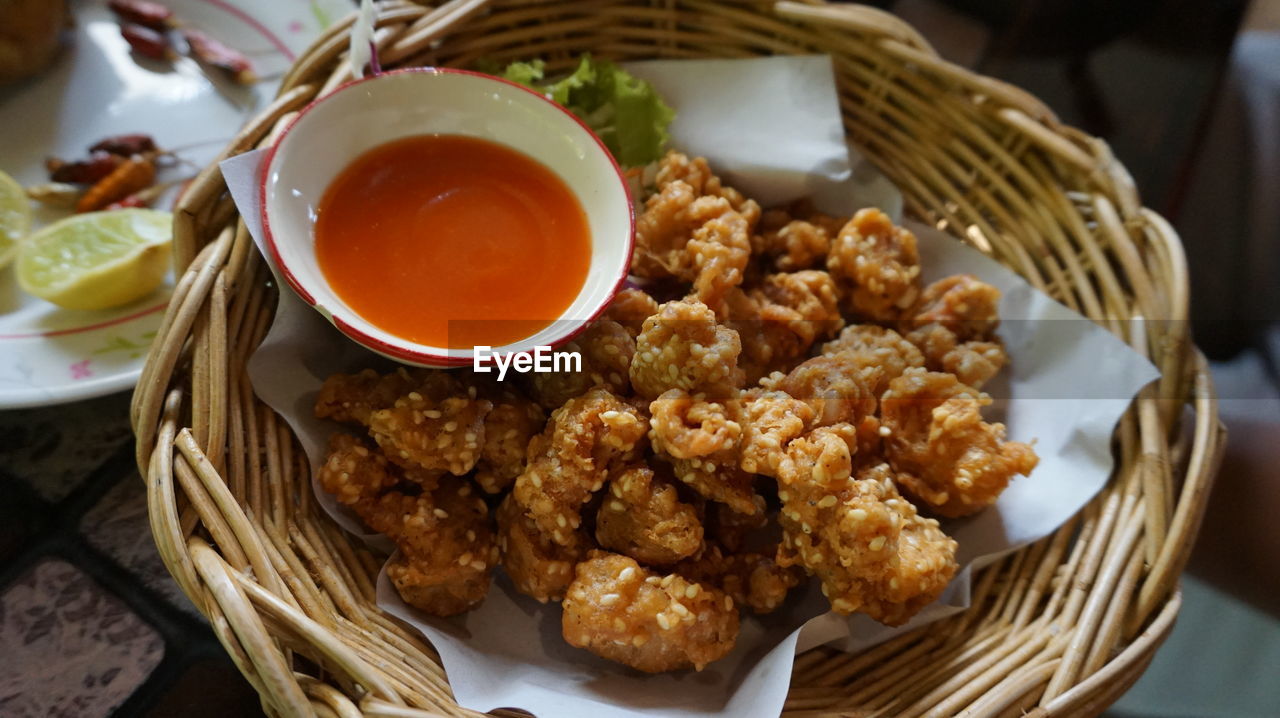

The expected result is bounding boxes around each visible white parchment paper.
[220,55,1159,717]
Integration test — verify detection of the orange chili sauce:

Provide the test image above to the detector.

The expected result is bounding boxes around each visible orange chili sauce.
[314,134,592,349]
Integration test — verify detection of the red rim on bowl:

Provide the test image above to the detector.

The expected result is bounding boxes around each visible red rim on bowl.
[259,67,636,367]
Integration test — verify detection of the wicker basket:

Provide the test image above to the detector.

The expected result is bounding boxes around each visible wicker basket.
[130,1,1226,715]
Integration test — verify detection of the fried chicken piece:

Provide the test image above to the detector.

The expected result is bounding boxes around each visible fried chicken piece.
[910,274,1002,341]
[686,198,753,308]
[648,389,760,515]
[512,388,648,546]
[760,270,844,339]
[666,455,760,518]
[604,287,661,337]
[383,476,496,617]
[633,183,752,298]
[897,274,1008,387]
[676,545,801,614]
[314,367,465,425]
[525,319,634,410]
[648,389,742,460]
[496,494,586,602]
[366,390,493,476]
[880,369,1038,517]
[562,551,739,673]
[714,287,811,383]
[471,386,546,494]
[704,498,768,554]
[903,324,1008,389]
[738,389,815,478]
[757,219,832,271]
[319,435,495,616]
[821,324,925,395]
[776,454,958,626]
[769,353,882,430]
[596,465,703,565]
[630,298,745,399]
[315,368,414,425]
[633,179,701,279]
[826,208,922,321]
[655,150,761,228]
[634,154,757,306]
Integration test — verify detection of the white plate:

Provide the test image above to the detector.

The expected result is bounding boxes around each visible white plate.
[0,0,353,408]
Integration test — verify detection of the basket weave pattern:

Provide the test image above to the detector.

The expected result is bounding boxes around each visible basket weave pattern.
[130,2,1225,716]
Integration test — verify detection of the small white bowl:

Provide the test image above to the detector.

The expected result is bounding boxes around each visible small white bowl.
[259,68,634,367]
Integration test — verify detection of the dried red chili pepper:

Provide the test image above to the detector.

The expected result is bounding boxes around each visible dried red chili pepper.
[46,152,124,185]
[89,134,157,157]
[121,23,175,62]
[106,195,149,210]
[182,28,257,85]
[108,0,174,31]
[77,156,157,213]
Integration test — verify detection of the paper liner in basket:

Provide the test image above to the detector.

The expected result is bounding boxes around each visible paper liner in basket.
[220,55,1158,718]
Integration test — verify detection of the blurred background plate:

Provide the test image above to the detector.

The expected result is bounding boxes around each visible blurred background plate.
[0,0,353,408]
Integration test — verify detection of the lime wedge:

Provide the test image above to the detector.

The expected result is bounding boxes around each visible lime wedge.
[16,209,173,310]
[0,169,33,270]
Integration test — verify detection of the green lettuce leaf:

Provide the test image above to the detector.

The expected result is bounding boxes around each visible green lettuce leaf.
[492,55,674,167]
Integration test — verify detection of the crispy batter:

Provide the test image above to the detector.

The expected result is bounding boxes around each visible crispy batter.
[633,179,700,279]
[384,475,496,617]
[604,287,661,337]
[319,435,495,616]
[630,298,745,399]
[738,389,815,478]
[757,220,832,272]
[634,152,758,305]
[596,465,703,565]
[760,271,844,339]
[472,387,546,494]
[899,274,1007,387]
[714,288,810,383]
[821,324,925,394]
[317,433,399,507]
[655,150,761,228]
[633,185,754,301]
[366,390,493,476]
[647,388,759,514]
[686,198,753,307]
[676,545,801,614]
[776,457,957,626]
[512,388,648,545]
[909,274,1001,341]
[315,368,417,425]
[881,369,1038,517]
[704,498,768,554]
[826,208,922,320]
[526,319,635,410]
[769,354,882,430]
[903,322,1007,389]
[562,551,739,672]
[496,494,586,602]
[315,368,467,426]
[648,389,742,460]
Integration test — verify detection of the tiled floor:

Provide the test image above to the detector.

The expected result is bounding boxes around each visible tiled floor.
[0,392,265,718]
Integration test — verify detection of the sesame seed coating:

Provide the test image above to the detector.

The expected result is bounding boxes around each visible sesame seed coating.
[595,464,703,566]
[512,388,648,546]
[826,207,922,321]
[562,551,738,673]
[629,298,745,400]
[881,369,1038,517]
